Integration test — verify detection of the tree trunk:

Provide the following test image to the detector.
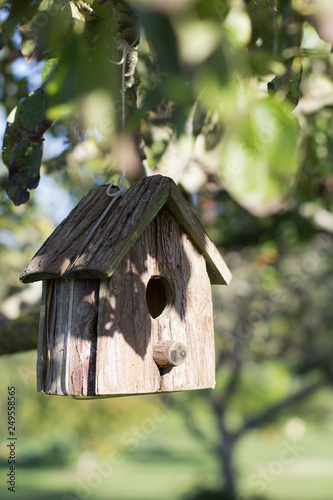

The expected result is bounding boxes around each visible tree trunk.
[216,431,237,498]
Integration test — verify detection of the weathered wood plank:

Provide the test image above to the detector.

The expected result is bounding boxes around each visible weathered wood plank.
[66,175,171,279]
[152,208,188,392]
[182,231,215,389]
[20,185,112,283]
[67,279,99,396]
[44,280,70,395]
[36,280,49,392]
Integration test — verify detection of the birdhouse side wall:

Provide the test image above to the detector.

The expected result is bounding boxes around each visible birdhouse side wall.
[38,279,71,395]
[37,280,50,392]
[38,278,99,396]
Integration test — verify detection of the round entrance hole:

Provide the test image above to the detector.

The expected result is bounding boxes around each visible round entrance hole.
[146,276,173,319]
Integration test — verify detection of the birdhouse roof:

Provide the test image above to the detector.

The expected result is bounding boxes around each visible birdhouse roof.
[20,175,232,285]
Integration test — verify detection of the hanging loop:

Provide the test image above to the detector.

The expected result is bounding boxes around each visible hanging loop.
[108,40,127,65]
[108,37,139,66]
[106,175,128,197]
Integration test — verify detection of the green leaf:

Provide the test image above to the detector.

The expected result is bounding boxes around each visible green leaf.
[268,58,303,111]
[2,107,19,168]
[127,0,198,12]
[31,4,74,60]
[41,58,58,86]
[217,98,302,217]
[18,88,48,141]
[6,139,43,206]
[2,88,52,205]
[141,12,180,74]
[247,0,277,51]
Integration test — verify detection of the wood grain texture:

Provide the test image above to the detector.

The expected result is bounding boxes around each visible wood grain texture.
[38,208,215,396]
[40,279,99,396]
[44,280,69,395]
[20,186,110,283]
[154,208,215,392]
[67,279,99,396]
[20,175,231,287]
[96,207,215,395]
[20,176,171,283]
[68,176,171,280]
[96,226,160,395]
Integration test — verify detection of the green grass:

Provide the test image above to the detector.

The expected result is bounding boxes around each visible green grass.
[1,426,333,500]
[0,457,218,500]
[1,394,333,500]
[237,426,333,500]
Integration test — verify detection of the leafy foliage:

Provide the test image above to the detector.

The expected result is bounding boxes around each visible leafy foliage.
[0,0,332,210]
[2,88,52,204]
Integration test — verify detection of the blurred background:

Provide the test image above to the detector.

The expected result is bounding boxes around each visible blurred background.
[0,1,333,499]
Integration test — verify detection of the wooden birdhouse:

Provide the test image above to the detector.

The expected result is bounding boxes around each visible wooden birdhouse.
[20,175,232,398]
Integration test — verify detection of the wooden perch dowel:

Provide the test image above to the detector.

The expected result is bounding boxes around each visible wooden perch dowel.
[153,340,187,367]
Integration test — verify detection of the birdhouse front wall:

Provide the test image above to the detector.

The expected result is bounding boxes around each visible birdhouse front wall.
[96,207,215,396]
[37,207,215,397]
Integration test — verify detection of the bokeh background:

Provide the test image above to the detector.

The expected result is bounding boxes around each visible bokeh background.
[1,1,333,499]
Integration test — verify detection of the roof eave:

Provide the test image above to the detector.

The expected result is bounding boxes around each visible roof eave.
[20,175,232,286]
[165,181,232,285]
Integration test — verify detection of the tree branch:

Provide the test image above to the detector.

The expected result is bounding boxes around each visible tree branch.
[0,312,39,355]
[235,377,331,438]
